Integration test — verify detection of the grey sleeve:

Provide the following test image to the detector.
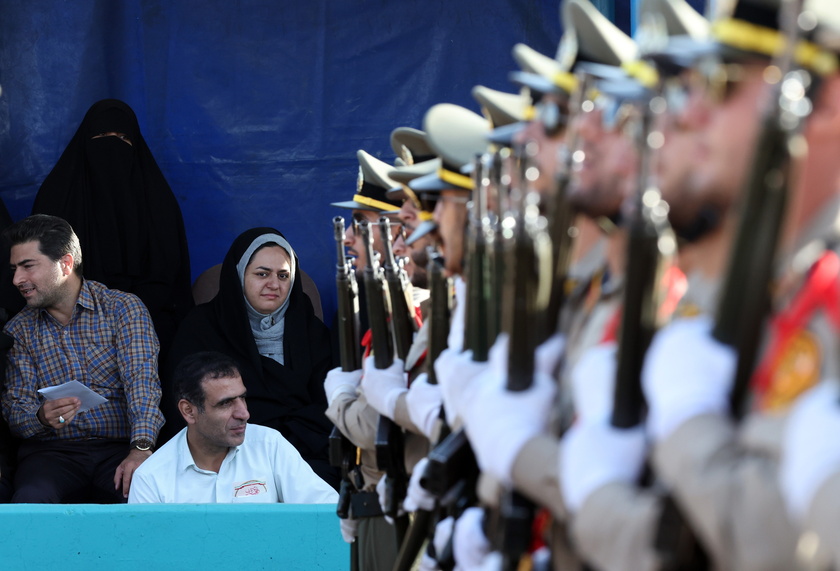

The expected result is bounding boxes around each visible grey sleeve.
[652,413,799,571]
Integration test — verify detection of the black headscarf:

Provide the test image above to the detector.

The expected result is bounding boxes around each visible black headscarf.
[164,227,339,489]
[31,99,193,357]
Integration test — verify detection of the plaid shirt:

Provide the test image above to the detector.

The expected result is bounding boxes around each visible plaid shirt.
[2,280,164,443]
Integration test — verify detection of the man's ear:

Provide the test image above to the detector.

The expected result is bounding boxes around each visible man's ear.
[179,399,197,425]
[59,254,74,277]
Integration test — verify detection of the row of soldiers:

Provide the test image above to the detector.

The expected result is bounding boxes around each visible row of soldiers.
[322,0,840,569]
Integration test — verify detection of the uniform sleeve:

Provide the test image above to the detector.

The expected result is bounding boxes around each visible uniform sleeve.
[325,391,379,450]
[114,295,165,444]
[2,325,51,438]
[510,435,567,521]
[272,431,339,504]
[652,413,799,571]
[392,393,425,436]
[571,482,662,571]
[804,471,840,566]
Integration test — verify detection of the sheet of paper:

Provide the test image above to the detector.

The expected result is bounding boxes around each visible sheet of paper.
[37,380,108,413]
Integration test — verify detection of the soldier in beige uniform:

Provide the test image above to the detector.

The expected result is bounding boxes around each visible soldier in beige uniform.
[325,149,404,571]
[435,2,668,568]
[443,0,711,568]
[561,1,840,570]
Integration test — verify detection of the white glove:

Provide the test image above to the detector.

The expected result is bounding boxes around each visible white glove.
[403,458,436,512]
[339,517,359,543]
[535,332,566,377]
[361,355,407,420]
[375,473,405,525]
[324,367,362,407]
[780,381,840,522]
[453,507,491,569]
[433,516,455,563]
[405,373,443,439]
[642,316,736,442]
[461,368,556,484]
[436,348,490,426]
[560,421,647,513]
[447,276,467,353]
[570,342,617,426]
[418,553,439,571]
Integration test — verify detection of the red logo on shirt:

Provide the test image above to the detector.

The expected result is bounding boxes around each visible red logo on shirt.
[234,480,267,497]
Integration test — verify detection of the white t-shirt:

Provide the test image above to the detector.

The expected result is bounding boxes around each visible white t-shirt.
[128,424,338,504]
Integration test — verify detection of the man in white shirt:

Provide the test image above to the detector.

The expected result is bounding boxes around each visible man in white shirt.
[129,352,337,504]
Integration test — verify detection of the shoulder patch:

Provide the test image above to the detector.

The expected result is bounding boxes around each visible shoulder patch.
[760,330,821,412]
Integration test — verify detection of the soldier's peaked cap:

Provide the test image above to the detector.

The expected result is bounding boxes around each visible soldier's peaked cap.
[331,150,403,212]
[688,0,840,75]
[408,104,489,193]
[390,127,436,166]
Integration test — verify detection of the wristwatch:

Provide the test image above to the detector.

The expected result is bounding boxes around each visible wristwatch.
[131,438,154,452]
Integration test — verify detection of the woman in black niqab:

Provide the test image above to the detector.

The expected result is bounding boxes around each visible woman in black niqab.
[165,227,339,489]
[32,99,193,358]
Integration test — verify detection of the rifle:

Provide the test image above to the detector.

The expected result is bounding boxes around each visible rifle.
[492,149,554,571]
[379,217,416,361]
[392,248,454,571]
[585,83,707,571]
[541,77,587,344]
[334,216,362,372]
[711,0,812,420]
[610,91,675,429]
[358,220,410,544]
[465,153,493,361]
[330,216,363,571]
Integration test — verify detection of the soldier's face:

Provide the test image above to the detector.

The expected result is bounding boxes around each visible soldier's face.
[343,209,399,272]
[433,190,469,277]
[399,199,421,235]
[514,93,568,197]
[674,62,768,224]
[394,231,430,289]
[656,105,704,232]
[568,97,638,219]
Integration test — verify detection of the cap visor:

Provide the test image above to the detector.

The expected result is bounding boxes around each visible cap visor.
[331,200,387,212]
[487,122,527,146]
[405,220,438,245]
[596,78,653,103]
[408,172,448,193]
[508,70,561,96]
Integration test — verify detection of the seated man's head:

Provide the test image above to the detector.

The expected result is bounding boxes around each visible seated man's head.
[175,352,250,451]
[3,214,82,308]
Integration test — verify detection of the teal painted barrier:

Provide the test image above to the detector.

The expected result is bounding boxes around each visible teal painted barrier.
[0,503,347,570]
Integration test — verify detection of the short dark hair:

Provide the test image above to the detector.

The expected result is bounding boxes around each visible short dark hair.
[3,214,83,275]
[173,351,241,412]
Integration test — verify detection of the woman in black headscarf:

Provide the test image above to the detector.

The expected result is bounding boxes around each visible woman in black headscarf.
[32,99,193,358]
[165,228,338,489]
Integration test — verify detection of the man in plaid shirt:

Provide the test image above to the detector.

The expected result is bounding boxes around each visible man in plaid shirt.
[1,214,164,503]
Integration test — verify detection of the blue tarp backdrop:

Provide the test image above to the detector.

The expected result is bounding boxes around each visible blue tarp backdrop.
[0,0,566,322]
[0,0,700,322]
